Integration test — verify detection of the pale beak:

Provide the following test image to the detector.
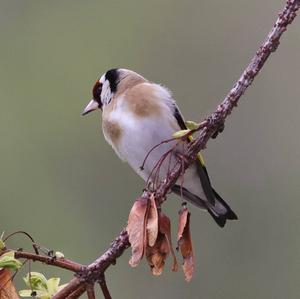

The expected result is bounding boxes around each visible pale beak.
[82,99,99,116]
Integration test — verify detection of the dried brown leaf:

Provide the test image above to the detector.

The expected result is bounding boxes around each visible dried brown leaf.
[177,207,195,282]
[177,206,188,241]
[146,194,158,247]
[159,212,178,272]
[146,212,178,275]
[0,269,19,299]
[146,232,169,276]
[127,197,149,267]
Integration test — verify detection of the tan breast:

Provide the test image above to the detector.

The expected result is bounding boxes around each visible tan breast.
[102,119,122,145]
[102,97,123,147]
[124,83,162,118]
[101,82,162,151]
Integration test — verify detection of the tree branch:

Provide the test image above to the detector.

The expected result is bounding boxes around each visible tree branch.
[98,275,112,299]
[66,284,86,299]
[13,251,83,272]
[86,284,96,299]
[52,229,129,299]
[2,1,299,298]
[52,278,83,299]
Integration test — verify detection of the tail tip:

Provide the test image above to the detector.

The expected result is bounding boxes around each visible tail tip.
[207,207,238,228]
[226,209,238,220]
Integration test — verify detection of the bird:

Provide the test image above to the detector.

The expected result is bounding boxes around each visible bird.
[82,68,237,227]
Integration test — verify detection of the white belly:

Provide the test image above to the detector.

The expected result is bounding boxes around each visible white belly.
[102,96,207,202]
[102,107,180,183]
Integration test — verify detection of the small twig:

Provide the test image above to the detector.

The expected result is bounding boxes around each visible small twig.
[65,284,86,299]
[3,231,35,244]
[13,250,83,272]
[28,260,34,295]
[98,275,112,299]
[86,283,96,299]
[32,243,54,257]
[140,138,176,171]
[149,147,174,189]
[3,231,39,255]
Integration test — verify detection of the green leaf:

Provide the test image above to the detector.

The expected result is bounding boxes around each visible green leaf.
[172,129,191,139]
[21,272,66,298]
[21,273,66,298]
[0,251,22,270]
[19,289,49,298]
[46,277,60,295]
[185,120,200,130]
[24,272,47,291]
[0,231,5,250]
[19,289,34,297]
[0,239,5,250]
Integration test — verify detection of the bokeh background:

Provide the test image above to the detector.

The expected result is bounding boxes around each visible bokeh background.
[1,1,300,298]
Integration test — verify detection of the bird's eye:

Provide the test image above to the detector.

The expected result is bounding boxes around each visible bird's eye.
[92,81,102,104]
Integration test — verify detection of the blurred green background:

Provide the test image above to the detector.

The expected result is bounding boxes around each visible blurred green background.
[1,1,299,298]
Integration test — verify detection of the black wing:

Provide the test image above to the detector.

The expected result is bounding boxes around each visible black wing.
[172,104,215,205]
[173,105,187,130]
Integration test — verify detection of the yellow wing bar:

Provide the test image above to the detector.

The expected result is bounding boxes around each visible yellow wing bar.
[188,135,205,166]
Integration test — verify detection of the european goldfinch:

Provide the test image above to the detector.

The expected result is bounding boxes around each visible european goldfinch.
[83,68,237,227]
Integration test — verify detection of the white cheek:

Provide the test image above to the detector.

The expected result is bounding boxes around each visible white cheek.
[101,80,112,105]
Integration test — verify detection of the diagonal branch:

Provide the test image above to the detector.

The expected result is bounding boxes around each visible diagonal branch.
[5,1,300,298]
[65,284,86,299]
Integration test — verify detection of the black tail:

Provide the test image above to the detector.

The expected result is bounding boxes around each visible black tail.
[172,185,238,228]
[206,189,238,227]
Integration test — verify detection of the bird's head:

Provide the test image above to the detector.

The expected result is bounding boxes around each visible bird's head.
[82,68,145,115]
